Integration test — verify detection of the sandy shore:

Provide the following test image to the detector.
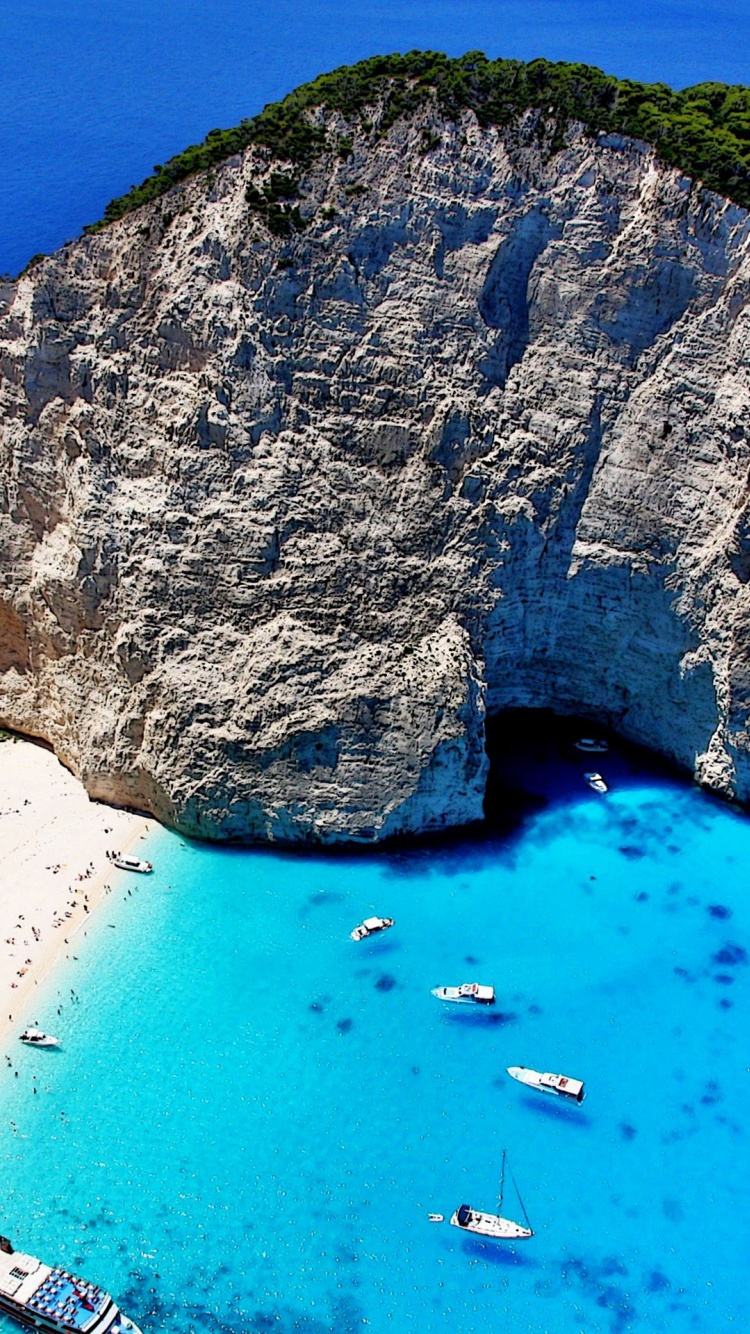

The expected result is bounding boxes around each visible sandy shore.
[0,735,156,1044]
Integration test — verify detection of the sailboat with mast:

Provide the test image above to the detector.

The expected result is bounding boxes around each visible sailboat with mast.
[449,1149,533,1240]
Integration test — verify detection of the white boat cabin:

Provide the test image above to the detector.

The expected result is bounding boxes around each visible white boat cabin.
[113,856,153,873]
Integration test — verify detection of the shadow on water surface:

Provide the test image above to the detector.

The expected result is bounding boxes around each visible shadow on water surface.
[378,708,702,878]
[438,1006,517,1027]
[518,1094,592,1128]
[173,709,713,885]
[458,1238,538,1267]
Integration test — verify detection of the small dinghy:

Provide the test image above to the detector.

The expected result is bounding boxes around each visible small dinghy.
[19,1029,59,1048]
[575,737,609,754]
[431,982,495,1005]
[507,1065,585,1103]
[584,772,608,793]
[350,916,394,941]
[113,855,153,873]
[428,1213,444,1223]
[450,1150,533,1241]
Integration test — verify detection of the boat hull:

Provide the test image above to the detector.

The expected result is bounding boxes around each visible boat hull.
[0,1292,141,1334]
[431,985,494,1004]
[507,1066,585,1102]
[450,1207,532,1240]
[350,917,393,941]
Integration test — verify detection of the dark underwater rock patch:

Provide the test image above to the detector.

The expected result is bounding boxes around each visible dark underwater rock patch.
[375,973,397,991]
[712,942,747,967]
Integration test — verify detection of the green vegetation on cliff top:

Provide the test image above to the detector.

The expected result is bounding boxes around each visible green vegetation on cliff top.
[87,51,750,231]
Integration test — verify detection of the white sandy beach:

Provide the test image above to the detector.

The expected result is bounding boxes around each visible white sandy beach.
[0,735,155,1043]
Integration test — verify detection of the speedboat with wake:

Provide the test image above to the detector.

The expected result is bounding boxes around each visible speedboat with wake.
[431,982,495,1005]
[450,1150,533,1241]
[507,1065,585,1103]
[0,1234,142,1333]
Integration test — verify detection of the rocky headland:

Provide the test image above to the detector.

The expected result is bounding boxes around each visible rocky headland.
[2,57,750,842]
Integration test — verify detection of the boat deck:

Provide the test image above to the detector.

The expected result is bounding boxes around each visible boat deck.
[0,1251,110,1331]
[26,1268,109,1328]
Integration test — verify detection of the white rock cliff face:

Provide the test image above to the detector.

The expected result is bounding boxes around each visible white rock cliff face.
[1,108,750,841]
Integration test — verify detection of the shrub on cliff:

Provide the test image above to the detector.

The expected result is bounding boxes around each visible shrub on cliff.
[83,51,750,234]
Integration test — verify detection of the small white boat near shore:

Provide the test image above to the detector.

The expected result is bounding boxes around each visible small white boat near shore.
[575,737,609,754]
[431,982,495,1005]
[450,1151,533,1241]
[19,1029,59,1048]
[507,1065,585,1103]
[350,916,394,941]
[584,772,608,793]
[113,855,153,873]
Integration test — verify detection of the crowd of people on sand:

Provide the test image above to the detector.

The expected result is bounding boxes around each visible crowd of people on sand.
[4,856,103,993]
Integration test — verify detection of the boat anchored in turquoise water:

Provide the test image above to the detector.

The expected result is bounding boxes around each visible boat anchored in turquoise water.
[113,855,152,874]
[507,1065,585,1103]
[431,982,495,1004]
[450,1151,533,1241]
[19,1030,59,1048]
[350,916,393,941]
[0,1237,142,1334]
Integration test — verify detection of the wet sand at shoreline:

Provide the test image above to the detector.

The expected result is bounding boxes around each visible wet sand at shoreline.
[0,736,155,1044]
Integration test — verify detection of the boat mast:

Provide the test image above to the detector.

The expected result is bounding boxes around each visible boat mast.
[498,1148,506,1210]
[506,1156,533,1232]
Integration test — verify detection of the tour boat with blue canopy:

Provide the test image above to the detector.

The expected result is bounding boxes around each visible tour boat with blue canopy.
[0,1235,142,1334]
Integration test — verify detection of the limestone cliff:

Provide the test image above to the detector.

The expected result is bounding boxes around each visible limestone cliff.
[1,99,750,842]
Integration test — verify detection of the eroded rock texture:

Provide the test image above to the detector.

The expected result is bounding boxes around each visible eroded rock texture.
[1,108,750,841]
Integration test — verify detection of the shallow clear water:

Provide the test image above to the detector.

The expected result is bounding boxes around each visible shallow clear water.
[0,739,747,1333]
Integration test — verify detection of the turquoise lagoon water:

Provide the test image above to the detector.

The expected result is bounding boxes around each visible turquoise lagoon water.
[0,735,748,1333]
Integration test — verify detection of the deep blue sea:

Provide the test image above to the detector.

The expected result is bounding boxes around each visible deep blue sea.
[0,732,747,1333]
[3,0,750,276]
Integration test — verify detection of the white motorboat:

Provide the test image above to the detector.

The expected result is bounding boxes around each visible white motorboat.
[431,982,495,1005]
[19,1029,59,1048]
[450,1151,533,1241]
[584,772,608,793]
[113,855,153,873]
[575,737,609,754]
[0,1233,142,1334]
[350,916,394,941]
[507,1065,585,1103]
